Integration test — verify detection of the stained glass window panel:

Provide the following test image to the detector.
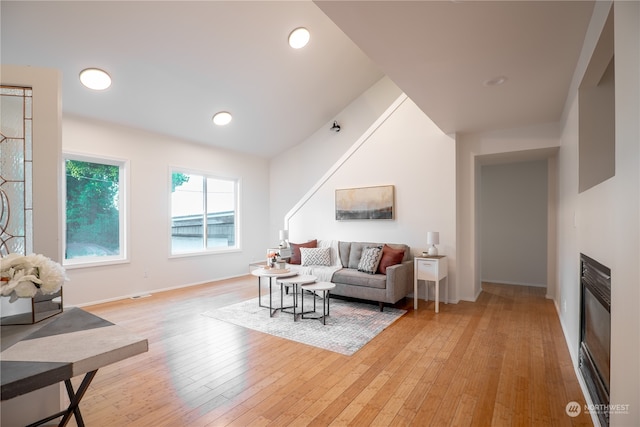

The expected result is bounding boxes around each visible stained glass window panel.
[0,85,32,256]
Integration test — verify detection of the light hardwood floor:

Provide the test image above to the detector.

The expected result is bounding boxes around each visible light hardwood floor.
[66,277,593,426]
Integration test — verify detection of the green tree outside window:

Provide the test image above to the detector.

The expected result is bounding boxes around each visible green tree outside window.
[65,159,120,259]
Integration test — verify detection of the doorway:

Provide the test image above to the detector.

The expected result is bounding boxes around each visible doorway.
[479,158,549,289]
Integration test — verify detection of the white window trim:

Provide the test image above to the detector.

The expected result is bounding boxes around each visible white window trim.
[169,166,240,257]
[62,151,129,268]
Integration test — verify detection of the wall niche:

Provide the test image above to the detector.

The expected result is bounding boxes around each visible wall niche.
[578,7,615,193]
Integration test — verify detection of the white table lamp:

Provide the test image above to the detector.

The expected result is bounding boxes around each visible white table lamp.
[278,230,291,258]
[427,231,440,256]
[279,230,289,248]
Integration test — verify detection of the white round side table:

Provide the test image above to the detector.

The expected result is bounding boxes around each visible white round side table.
[251,268,297,317]
[277,275,317,321]
[300,281,336,325]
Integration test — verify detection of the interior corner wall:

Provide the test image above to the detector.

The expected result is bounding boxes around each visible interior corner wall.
[1,65,62,261]
[556,1,639,424]
[612,3,640,422]
[62,116,270,306]
[269,76,402,237]
[456,123,562,302]
[480,160,548,287]
[0,65,62,427]
[281,96,458,302]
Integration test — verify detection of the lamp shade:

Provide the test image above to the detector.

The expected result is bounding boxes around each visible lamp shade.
[279,230,289,241]
[427,231,439,245]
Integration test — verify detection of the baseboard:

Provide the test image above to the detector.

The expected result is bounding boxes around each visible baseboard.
[483,279,546,288]
[71,272,249,308]
[408,292,459,304]
[554,298,601,427]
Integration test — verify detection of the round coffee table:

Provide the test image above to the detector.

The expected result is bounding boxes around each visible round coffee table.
[277,275,317,321]
[251,268,297,317]
[300,281,336,325]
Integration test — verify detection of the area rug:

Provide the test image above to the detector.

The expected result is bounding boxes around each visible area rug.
[202,292,406,356]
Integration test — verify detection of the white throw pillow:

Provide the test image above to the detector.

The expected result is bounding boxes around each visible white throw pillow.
[300,247,332,266]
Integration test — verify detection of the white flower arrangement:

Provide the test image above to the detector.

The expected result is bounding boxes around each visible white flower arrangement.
[0,253,68,302]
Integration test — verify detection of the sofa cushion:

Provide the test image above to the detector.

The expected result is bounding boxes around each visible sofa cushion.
[332,268,387,290]
[347,242,377,269]
[357,246,384,274]
[338,241,351,267]
[300,247,331,266]
[378,244,406,274]
[289,239,317,265]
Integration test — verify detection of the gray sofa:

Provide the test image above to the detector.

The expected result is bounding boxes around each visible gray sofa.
[286,240,413,311]
[331,241,413,311]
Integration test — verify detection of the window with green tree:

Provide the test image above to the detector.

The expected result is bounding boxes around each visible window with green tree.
[171,170,238,255]
[64,155,126,265]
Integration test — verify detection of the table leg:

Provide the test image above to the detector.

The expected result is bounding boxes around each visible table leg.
[25,369,98,427]
[293,284,298,321]
[279,281,284,317]
[324,291,330,325]
[270,278,277,317]
[414,276,418,310]
[435,279,440,314]
[313,291,317,313]
[327,291,330,316]
[258,276,268,309]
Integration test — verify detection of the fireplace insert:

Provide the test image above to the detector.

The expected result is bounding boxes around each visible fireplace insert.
[579,253,611,426]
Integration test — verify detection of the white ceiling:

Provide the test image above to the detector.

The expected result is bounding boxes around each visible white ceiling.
[317,0,595,135]
[1,1,595,158]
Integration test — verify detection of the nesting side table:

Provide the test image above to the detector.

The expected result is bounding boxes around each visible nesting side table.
[251,268,297,317]
[276,275,317,321]
[300,282,335,325]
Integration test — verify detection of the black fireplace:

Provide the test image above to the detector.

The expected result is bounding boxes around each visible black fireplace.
[579,253,611,426]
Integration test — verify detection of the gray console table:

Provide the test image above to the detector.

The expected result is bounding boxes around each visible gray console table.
[1,307,148,426]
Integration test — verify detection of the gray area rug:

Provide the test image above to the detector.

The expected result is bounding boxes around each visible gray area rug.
[202,292,406,356]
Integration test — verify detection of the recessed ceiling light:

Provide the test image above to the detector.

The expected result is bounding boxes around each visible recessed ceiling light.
[212,111,232,126]
[79,68,112,90]
[288,27,310,49]
[483,76,508,87]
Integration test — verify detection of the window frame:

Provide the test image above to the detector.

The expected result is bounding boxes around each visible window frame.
[169,167,240,257]
[62,152,129,268]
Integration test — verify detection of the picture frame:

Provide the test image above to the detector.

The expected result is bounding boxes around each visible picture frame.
[335,185,394,220]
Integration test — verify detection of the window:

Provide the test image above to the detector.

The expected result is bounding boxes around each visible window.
[0,85,33,255]
[63,154,126,266]
[170,170,238,255]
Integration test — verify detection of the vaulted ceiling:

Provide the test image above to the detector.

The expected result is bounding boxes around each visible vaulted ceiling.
[1,1,594,158]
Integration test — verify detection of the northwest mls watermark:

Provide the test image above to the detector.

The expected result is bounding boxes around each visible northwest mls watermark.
[565,401,631,417]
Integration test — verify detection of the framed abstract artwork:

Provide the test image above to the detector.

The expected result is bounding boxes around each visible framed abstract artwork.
[335,185,394,220]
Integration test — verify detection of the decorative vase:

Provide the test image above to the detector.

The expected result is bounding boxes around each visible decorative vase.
[0,288,63,325]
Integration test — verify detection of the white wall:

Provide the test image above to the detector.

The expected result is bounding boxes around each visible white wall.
[269,76,402,237]
[276,93,458,301]
[480,160,548,287]
[0,65,63,427]
[556,1,639,424]
[1,65,62,261]
[62,117,270,306]
[456,123,561,302]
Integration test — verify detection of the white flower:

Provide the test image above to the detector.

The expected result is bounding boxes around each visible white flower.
[11,280,39,302]
[0,253,68,302]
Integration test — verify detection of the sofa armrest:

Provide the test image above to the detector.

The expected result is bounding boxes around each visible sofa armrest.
[385,260,414,302]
